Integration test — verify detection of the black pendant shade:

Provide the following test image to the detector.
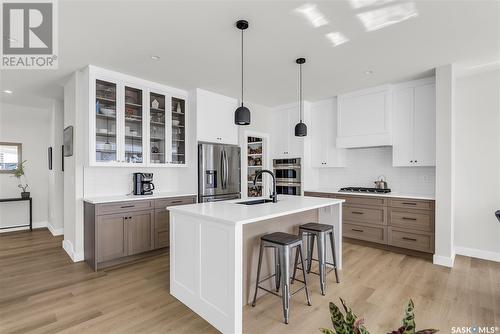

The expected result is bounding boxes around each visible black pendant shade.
[235,20,251,125]
[295,57,307,137]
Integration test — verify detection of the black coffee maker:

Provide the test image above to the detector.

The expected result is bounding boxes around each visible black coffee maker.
[133,173,155,195]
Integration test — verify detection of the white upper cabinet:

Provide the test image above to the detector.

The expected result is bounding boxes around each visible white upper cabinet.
[270,104,303,158]
[336,85,392,148]
[392,77,436,167]
[310,98,345,167]
[195,88,238,145]
[87,65,189,167]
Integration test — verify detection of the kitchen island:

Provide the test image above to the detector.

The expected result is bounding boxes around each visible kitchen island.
[168,195,344,334]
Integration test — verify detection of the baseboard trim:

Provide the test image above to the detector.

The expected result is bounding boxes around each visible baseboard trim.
[0,221,47,233]
[47,222,63,236]
[62,239,84,262]
[455,246,500,263]
[433,253,456,268]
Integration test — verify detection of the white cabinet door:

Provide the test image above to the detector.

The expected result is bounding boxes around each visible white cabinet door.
[271,108,288,157]
[392,78,436,167]
[196,89,238,145]
[310,99,345,167]
[337,85,392,148]
[413,83,436,166]
[392,87,415,166]
[286,105,303,158]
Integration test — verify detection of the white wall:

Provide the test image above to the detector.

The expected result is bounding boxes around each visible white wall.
[454,69,500,261]
[315,147,436,194]
[0,103,51,230]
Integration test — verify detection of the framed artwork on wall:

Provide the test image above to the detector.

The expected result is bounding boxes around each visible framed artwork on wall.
[63,126,73,157]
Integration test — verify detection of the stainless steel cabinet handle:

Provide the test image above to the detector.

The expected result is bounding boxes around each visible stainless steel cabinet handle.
[402,237,417,242]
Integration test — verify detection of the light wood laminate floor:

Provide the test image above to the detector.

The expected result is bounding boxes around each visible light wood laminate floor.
[1,229,498,334]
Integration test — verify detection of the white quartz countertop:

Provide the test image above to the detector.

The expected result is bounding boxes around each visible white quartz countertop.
[168,195,344,225]
[83,191,196,204]
[305,188,435,200]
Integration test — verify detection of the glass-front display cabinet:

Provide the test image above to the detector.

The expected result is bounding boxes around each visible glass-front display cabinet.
[149,92,167,165]
[171,97,185,164]
[95,80,117,163]
[88,66,188,167]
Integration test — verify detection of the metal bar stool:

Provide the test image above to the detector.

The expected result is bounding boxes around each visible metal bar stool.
[252,232,311,324]
[292,223,339,295]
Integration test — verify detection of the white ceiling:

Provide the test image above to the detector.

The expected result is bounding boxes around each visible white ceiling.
[1,0,499,107]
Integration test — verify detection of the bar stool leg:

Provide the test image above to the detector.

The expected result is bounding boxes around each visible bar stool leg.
[252,242,264,307]
[274,247,281,291]
[280,245,290,324]
[306,233,314,274]
[291,244,300,284]
[317,231,326,296]
[298,244,312,306]
[329,230,340,283]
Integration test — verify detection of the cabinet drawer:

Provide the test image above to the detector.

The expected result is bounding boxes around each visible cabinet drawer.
[388,228,434,253]
[155,229,169,248]
[390,209,434,232]
[344,206,386,225]
[97,200,154,215]
[155,196,196,209]
[343,223,387,244]
[390,198,434,210]
[333,195,387,207]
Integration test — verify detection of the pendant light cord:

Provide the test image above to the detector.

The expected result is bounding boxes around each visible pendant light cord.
[241,28,244,107]
[299,63,303,122]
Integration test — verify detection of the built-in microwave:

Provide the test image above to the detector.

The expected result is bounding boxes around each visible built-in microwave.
[273,158,301,196]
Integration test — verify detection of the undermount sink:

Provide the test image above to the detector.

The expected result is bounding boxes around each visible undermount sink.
[236,199,274,205]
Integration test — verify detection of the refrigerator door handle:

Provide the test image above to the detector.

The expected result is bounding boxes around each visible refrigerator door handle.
[221,149,226,189]
[223,149,229,189]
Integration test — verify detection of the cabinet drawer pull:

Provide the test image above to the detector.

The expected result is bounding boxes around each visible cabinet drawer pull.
[170,200,183,204]
[121,205,135,208]
[351,228,364,232]
[402,237,417,242]
[351,211,364,215]
[402,202,417,205]
[402,217,417,221]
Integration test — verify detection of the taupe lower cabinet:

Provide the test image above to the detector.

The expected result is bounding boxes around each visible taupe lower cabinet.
[304,191,435,254]
[84,195,196,270]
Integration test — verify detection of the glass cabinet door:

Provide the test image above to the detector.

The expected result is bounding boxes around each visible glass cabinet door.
[95,80,117,162]
[124,86,144,164]
[247,136,264,197]
[171,97,185,164]
[149,92,167,164]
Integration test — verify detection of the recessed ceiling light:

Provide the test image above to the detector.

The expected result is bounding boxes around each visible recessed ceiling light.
[3,90,13,94]
[357,2,418,32]
[151,55,160,60]
[364,70,374,75]
[325,32,349,47]
[294,3,329,28]
[349,0,394,10]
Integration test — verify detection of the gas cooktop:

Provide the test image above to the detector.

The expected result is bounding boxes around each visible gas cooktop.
[339,187,391,194]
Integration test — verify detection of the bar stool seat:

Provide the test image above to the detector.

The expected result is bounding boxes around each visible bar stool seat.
[261,232,302,245]
[299,223,333,232]
[252,232,311,324]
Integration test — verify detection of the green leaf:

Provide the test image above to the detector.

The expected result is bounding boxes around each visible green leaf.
[402,300,416,334]
[320,328,336,334]
[329,302,349,334]
[415,330,439,334]
[340,298,357,334]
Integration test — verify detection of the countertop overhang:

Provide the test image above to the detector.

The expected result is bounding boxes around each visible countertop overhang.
[305,188,435,200]
[83,191,197,204]
[168,195,344,225]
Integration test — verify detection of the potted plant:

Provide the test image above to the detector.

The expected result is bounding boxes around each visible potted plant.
[320,298,438,334]
[13,160,30,199]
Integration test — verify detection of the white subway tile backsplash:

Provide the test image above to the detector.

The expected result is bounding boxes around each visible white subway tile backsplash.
[318,147,435,195]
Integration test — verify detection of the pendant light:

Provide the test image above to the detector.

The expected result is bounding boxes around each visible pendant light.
[294,58,307,137]
[234,20,251,125]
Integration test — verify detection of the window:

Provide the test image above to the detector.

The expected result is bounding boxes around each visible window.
[0,142,22,173]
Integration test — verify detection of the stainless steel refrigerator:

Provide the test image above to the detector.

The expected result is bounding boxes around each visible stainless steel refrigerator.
[198,142,241,202]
